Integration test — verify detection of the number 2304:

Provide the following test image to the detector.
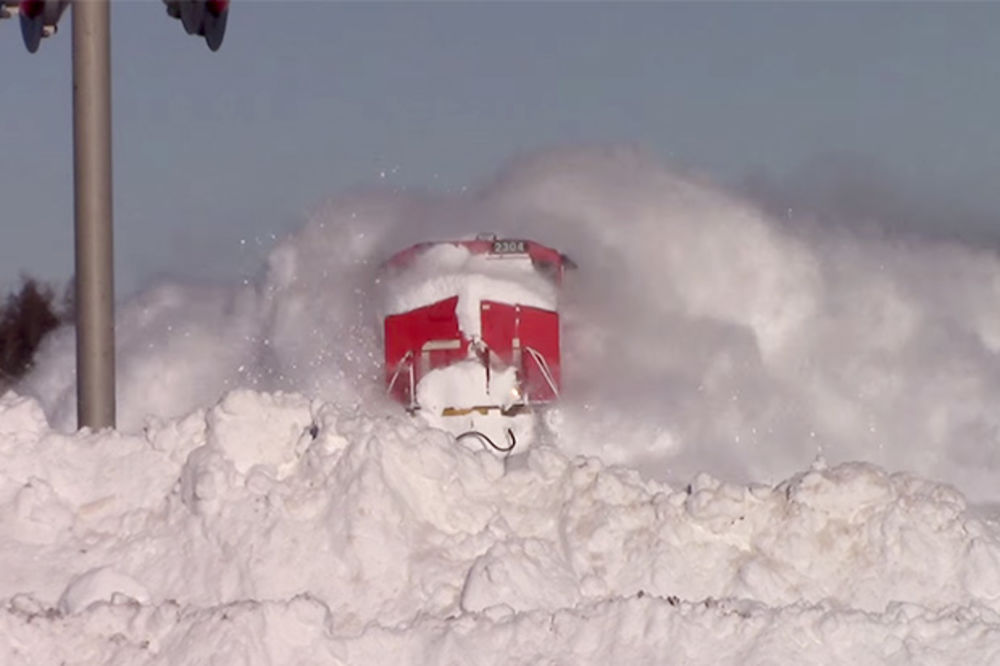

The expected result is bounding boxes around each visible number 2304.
[492,240,526,254]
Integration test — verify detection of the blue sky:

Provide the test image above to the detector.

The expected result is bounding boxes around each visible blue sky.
[2,1,999,296]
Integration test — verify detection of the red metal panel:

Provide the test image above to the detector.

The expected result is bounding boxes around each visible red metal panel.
[384,296,467,405]
[517,305,561,402]
[480,301,516,365]
[480,300,560,403]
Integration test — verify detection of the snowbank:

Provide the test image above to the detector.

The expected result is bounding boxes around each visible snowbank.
[2,389,1000,664]
[21,147,1000,503]
[8,147,1000,662]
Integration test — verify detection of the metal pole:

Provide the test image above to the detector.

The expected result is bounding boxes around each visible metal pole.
[72,0,115,429]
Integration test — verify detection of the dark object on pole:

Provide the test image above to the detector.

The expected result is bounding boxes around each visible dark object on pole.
[163,0,229,51]
[72,0,115,430]
[11,0,70,53]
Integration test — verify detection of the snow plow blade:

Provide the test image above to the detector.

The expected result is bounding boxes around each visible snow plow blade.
[441,404,530,417]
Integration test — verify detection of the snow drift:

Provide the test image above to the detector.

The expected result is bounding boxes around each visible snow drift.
[2,389,1000,664]
[5,147,1000,662]
[25,146,1000,502]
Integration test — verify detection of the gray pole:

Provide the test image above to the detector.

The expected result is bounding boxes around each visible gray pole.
[72,0,115,429]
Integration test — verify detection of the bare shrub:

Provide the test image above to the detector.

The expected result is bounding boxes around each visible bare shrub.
[0,277,62,387]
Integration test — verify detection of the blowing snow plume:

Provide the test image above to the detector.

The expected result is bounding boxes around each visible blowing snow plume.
[20,146,1000,502]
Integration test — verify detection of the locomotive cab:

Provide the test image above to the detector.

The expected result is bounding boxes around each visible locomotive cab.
[381,235,570,451]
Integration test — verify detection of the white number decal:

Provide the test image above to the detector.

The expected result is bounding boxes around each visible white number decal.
[492,240,526,254]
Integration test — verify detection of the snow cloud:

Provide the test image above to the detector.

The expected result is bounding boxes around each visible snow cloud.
[20,145,1000,502]
[6,146,1000,662]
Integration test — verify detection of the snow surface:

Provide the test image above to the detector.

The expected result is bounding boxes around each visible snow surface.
[6,147,1000,663]
[416,361,535,451]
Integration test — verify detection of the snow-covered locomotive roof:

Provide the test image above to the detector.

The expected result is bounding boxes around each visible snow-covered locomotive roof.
[380,236,569,338]
[384,234,572,284]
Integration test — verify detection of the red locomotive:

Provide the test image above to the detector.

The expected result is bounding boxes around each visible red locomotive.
[381,235,572,451]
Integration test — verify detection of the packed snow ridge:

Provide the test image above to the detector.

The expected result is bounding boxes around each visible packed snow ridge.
[5,147,1000,663]
[3,389,1000,664]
